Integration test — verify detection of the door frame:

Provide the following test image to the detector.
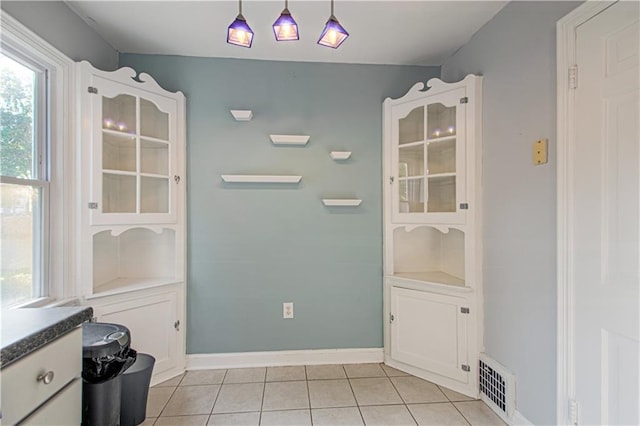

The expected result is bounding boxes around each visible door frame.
[556,2,617,424]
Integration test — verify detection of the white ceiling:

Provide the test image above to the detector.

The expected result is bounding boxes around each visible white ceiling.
[66,1,507,66]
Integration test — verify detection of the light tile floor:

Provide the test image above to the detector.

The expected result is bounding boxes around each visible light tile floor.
[143,363,506,426]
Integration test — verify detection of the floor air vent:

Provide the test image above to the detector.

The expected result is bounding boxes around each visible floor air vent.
[478,354,515,422]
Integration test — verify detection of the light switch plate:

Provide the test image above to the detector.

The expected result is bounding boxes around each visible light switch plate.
[533,139,548,165]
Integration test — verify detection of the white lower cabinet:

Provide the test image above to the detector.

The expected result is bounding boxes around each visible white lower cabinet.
[21,380,82,425]
[87,283,185,383]
[1,328,82,425]
[385,281,478,397]
[390,286,469,383]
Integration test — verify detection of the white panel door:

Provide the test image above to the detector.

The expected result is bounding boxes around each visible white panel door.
[573,2,639,424]
[390,286,468,383]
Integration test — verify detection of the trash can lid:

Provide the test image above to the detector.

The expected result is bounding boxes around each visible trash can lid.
[82,322,131,358]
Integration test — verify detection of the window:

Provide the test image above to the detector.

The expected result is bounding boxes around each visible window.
[0,50,49,307]
[1,11,75,307]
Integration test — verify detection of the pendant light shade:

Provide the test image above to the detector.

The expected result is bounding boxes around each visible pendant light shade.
[273,1,299,41]
[227,0,253,48]
[317,0,348,49]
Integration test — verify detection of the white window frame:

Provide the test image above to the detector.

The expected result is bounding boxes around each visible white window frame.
[1,11,77,306]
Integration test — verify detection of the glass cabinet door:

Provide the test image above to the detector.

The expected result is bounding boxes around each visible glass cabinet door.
[91,78,176,225]
[392,88,466,224]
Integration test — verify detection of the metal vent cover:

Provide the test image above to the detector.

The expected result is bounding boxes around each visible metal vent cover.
[478,354,515,422]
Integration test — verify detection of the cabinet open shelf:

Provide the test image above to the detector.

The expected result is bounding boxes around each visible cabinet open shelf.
[93,228,177,294]
[392,271,466,288]
[89,277,181,299]
[322,199,362,206]
[393,226,465,287]
[230,110,253,121]
[269,135,310,145]
[330,151,352,160]
[221,175,302,183]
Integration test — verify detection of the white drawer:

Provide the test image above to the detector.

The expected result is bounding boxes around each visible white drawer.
[20,379,82,425]
[1,328,82,425]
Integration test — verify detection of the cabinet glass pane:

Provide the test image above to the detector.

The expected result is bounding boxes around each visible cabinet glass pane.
[399,145,424,178]
[103,94,136,134]
[140,98,169,140]
[399,106,424,145]
[399,178,425,213]
[103,173,136,213]
[141,176,169,213]
[103,133,136,172]
[427,139,456,175]
[427,176,456,212]
[141,139,169,175]
[427,103,456,140]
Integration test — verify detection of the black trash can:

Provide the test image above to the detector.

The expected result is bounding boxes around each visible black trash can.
[120,353,155,426]
[82,322,137,426]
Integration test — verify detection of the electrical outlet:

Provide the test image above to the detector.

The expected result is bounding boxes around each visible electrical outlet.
[283,302,294,319]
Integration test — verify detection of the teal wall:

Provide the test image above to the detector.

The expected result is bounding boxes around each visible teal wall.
[119,54,439,354]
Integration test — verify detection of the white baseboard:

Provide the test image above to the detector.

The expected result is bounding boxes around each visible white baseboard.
[186,348,384,370]
[511,409,534,426]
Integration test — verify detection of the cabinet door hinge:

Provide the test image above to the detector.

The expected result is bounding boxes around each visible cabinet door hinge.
[460,97,469,104]
[88,202,98,210]
[569,399,579,425]
[569,65,578,90]
[461,364,471,372]
[389,313,395,323]
[460,203,469,210]
[461,307,470,314]
[88,86,98,94]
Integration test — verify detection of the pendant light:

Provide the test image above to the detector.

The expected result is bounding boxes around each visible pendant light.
[317,0,349,49]
[273,0,299,41]
[227,0,254,48]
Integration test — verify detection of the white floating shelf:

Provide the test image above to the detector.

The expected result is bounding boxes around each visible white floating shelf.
[270,134,310,145]
[322,199,362,207]
[330,151,351,160]
[230,110,253,121]
[222,175,302,183]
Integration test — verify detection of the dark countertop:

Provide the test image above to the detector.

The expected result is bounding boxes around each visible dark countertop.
[1,306,93,369]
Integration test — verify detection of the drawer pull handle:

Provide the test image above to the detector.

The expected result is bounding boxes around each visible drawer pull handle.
[37,371,55,385]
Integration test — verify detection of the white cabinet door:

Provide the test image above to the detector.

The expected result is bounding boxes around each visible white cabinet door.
[92,290,180,376]
[80,63,182,226]
[390,286,469,383]
[388,86,467,225]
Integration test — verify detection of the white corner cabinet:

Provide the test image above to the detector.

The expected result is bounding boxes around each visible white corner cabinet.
[77,61,186,382]
[383,75,482,397]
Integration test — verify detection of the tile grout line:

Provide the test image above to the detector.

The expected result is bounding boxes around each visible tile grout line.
[258,367,267,425]
[384,366,419,426]
[343,364,367,425]
[207,369,228,421]
[450,400,474,426]
[155,379,181,419]
[305,365,314,426]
